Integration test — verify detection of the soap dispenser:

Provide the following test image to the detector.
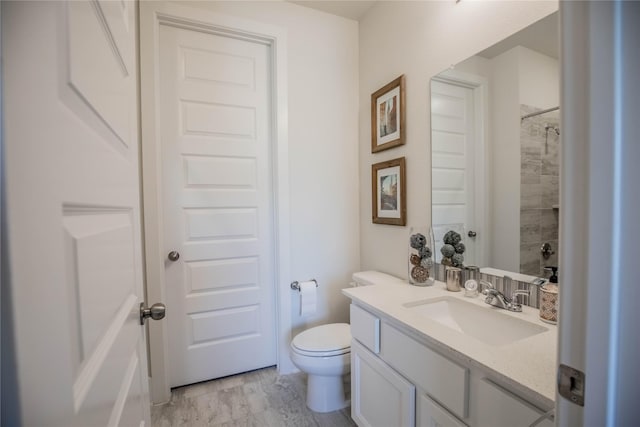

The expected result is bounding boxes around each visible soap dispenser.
[539,266,559,324]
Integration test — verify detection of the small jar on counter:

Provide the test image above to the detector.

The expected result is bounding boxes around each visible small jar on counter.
[539,266,559,324]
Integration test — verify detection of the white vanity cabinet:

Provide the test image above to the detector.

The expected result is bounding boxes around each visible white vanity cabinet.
[417,393,467,427]
[349,303,554,427]
[472,379,553,427]
[351,339,416,427]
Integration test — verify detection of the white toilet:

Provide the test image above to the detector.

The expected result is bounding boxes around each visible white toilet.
[290,271,404,413]
[290,323,351,413]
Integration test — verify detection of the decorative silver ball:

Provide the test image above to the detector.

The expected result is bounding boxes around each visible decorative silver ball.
[452,253,464,267]
[410,233,427,249]
[441,244,455,258]
[411,266,429,283]
[454,242,465,254]
[450,231,462,245]
[443,231,455,245]
[420,257,433,269]
[419,246,432,259]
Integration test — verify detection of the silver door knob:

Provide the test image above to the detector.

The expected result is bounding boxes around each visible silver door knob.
[140,302,166,325]
[167,251,180,261]
[468,230,477,238]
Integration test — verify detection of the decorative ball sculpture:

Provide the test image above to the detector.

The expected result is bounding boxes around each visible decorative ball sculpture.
[441,229,465,268]
[419,246,432,259]
[452,253,464,267]
[443,230,461,245]
[441,244,455,258]
[408,229,434,285]
[420,257,434,269]
[411,266,429,283]
[410,233,427,250]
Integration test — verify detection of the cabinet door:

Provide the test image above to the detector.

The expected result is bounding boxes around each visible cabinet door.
[475,379,553,427]
[418,393,467,427]
[351,340,415,427]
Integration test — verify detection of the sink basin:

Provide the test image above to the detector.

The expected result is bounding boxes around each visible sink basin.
[403,297,548,346]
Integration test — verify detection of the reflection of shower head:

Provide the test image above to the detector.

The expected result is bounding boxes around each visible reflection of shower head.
[545,124,560,136]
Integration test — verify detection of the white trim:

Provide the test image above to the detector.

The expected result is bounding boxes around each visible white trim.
[431,70,489,268]
[558,2,640,424]
[139,2,292,403]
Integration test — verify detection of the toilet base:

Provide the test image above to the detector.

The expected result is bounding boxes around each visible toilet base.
[306,374,349,413]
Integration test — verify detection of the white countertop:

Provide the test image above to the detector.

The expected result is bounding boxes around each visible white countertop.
[343,280,558,408]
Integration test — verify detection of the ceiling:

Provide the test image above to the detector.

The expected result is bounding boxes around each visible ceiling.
[288,1,377,21]
[477,13,559,60]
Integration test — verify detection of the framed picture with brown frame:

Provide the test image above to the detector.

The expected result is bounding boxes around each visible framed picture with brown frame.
[372,157,406,226]
[371,75,405,153]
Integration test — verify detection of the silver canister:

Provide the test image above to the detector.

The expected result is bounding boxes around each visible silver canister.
[446,267,462,292]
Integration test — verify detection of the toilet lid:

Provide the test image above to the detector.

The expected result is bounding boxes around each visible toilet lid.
[292,323,351,355]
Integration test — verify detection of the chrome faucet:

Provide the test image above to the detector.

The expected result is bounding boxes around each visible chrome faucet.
[479,280,494,294]
[484,288,530,312]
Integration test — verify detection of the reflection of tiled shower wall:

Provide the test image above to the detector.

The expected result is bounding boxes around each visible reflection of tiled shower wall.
[520,105,560,277]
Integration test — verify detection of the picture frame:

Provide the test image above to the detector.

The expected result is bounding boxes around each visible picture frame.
[372,157,406,226]
[371,75,405,153]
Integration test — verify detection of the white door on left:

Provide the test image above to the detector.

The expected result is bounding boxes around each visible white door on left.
[4,1,151,425]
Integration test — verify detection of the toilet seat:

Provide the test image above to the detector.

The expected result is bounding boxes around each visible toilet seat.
[291,323,351,357]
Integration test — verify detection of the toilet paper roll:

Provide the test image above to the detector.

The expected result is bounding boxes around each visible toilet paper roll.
[299,280,317,316]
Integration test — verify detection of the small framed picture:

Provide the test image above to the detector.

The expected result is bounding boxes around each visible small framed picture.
[372,157,406,226]
[371,75,405,153]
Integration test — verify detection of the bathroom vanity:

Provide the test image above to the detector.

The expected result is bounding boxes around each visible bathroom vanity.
[343,281,556,427]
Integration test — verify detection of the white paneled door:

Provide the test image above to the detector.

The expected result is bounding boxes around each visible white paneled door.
[3,1,151,426]
[159,24,277,387]
[431,80,480,265]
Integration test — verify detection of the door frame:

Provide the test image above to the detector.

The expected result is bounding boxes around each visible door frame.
[139,2,291,404]
[431,70,488,267]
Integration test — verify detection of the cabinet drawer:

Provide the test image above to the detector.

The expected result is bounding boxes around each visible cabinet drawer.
[418,393,467,427]
[475,379,553,427]
[350,304,380,354]
[381,322,469,419]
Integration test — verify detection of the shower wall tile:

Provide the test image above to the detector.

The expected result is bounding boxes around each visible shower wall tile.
[522,144,542,160]
[520,242,541,275]
[541,209,559,241]
[521,184,542,209]
[520,104,560,278]
[522,159,542,181]
[520,209,541,244]
[541,175,559,207]
[542,154,560,176]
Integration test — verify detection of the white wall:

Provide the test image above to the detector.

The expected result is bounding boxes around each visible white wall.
[180,1,360,336]
[359,1,558,278]
[489,47,522,271]
[519,47,560,109]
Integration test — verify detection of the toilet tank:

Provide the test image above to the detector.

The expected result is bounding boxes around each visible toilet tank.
[351,271,405,287]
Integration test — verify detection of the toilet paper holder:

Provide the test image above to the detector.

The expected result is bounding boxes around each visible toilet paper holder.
[291,279,318,291]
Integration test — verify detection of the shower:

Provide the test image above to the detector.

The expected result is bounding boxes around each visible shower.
[520,106,561,153]
[545,124,560,136]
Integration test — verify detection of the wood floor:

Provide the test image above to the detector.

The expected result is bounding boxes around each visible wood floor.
[151,367,356,427]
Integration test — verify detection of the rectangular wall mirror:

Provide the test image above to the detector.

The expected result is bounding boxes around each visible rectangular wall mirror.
[430,12,559,278]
